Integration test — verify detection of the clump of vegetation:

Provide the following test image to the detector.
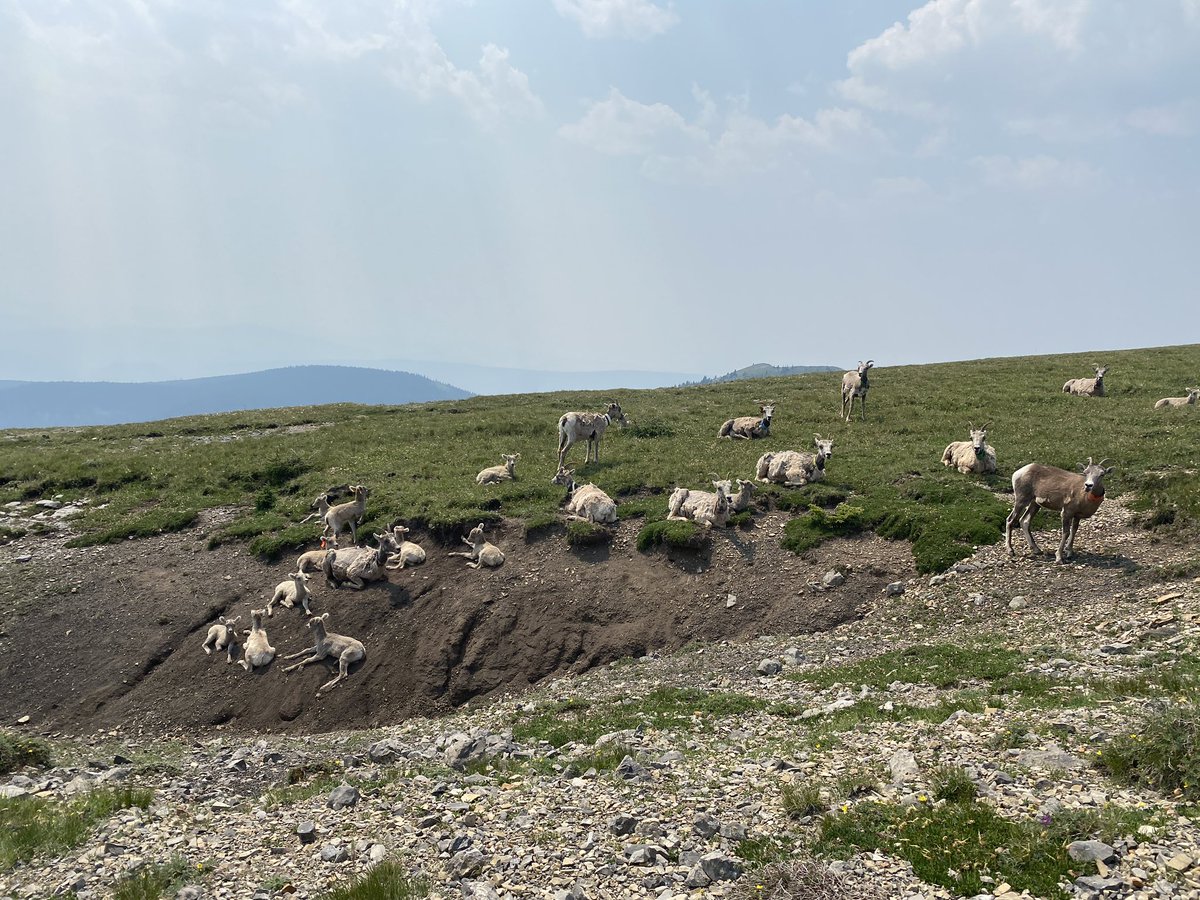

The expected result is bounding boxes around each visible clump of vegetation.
[0,525,26,545]
[1097,706,1200,800]
[68,508,199,548]
[636,519,707,552]
[987,723,1032,750]
[565,520,611,547]
[0,732,52,775]
[930,764,978,804]
[113,857,193,900]
[731,859,889,900]
[796,644,1022,691]
[0,786,153,869]
[781,783,825,819]
[781,503,865,554]
[771,484,849,512]
[626,421,675,439]
[319,860,429,900]
[734,834,791,867]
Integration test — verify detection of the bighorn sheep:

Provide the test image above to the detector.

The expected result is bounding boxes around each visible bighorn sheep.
[1005,456,1114,563]
[476,453,520,485]
[557,402,628,468]
[448,523,505,568]
[202,616,241,663]
[239,609,276,672]
[552,467,618,524]
[713,478,756,513]
[756,436,834,486]
[281,613,365,694]
[385,525,427,570]
[667,481,730,529]
[267,571,312,617]
[296,536,336,573]
[941,424,997,475]
[323,484,369,546]
[1063,365,1108,397]
[718,404,775,440]
[322,532,396,590]
[841,360,874,422]
[1155,388,1200,409]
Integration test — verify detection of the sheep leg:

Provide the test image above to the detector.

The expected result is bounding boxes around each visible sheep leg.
[346,577,366,590]
[282,653,326,672]
[1056,512,1073,563]
[1005,503,1028,555]
[1021,503,1042,553]
[281,645,320,662]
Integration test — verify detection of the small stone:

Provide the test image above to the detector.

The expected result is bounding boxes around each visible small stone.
[320,844,349,863]
[886,581,905,597]
[888,749,919,784]
[781,648,805,666]
[692,813,720,839]
[368,843,387,864]
[822,570,845,588]
[616,756,647,781]
[327,782,360,810]
[725,594,737,608]
[1166,853,1194,872]
[1008,596,1027,609]
[296,822,317,845]
[756,658,782,677]
[1067,840,1115,863]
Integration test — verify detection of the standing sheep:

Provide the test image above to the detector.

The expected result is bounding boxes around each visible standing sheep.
[557,402,628,469]
[841,361,874,423]
[323,484,370,546]
[1063,365,1108,397]
[1005,457,1113,563]
[941,424,997,475]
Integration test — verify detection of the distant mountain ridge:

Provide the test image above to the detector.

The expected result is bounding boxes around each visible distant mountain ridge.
[684,362,842,385]
[0,366,471,429]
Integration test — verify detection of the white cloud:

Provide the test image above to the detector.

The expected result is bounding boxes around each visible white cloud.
[972,154,1097,189]
[559,88,704,155]
[553,0,678,40]
[1126,102,1196,136]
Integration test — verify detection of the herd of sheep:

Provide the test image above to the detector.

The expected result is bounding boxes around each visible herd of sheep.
[199,361,1195,694]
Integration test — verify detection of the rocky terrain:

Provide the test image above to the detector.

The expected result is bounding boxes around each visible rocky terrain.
[2,497,1200,900]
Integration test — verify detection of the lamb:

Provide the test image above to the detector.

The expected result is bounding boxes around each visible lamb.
[202,615,241,663]
[266,571,312,617]
[238,608,276,672]
[551,467,618,524]
[298,493,331,525]
[1063,365,1108,397]
[322,532,396,590]
[712,478,756,513]
[941,424,997,475]
[718,404,775,440]
[667,481,730,529]
[476,453,520,485]
[296,536,336,573]
[322,484,369,546]
[841,360,874,422]
[557,402,628,469]
[1155,388,1200,409]
[1005,456,1114,563]
[448,523,505,568]
[385,525,427,570]
[281,613,365,694]
[756,436,834,486]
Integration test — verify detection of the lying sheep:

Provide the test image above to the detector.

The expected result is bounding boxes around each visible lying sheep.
[1063,365,1108,397]
[239,609,276,672]
[718,404,775,440]
[281,613,365,694]
[385,525,427,570]
[323,484,369,546]
[713,479,756,513]
[449,523,505,568]
[667,481,729,529]
[476,453,520,485]
[941,424,997,475]
[296,536,336,574]
[267,571,312,617]
[323,532,396,590]
[756,436,834,486]
[298,493,331,525]
[202,616,241,663]
[1155,388,1200,409]
[552,467,618,524]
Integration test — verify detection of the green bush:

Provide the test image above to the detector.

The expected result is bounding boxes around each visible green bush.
[781,503,865,554]
[636,519,707,552]
[1098,706,1200,799]
[930,764,978,804]
[0,786,153,869]
[320,861,428,900]
[0,733,52,775]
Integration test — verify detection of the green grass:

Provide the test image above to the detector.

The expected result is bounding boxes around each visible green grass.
[1097,706,1200,800]
[0,732,52,775]
[0,786,153,869]
[781,503,866,555]
[320,861,428,900]
[793,644,1023,691]
[565,519,612,547]
[113,857,193,900]
[782,783,826,819]
[930,765,978,804]
[636,518,707,551]
[2,344,1197,571]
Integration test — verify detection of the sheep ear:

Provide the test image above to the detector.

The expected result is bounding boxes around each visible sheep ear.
[1104,466,1115,475]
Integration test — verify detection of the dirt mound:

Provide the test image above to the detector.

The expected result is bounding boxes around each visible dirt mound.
[0,514,913,735]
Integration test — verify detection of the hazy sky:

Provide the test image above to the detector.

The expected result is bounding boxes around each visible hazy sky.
[2,0,1197,383]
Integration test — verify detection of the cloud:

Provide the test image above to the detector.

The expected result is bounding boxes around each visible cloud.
[552,0,678,40]
[972,154,1097,189]
[559,88,704,155]
[1126,101,1196,136]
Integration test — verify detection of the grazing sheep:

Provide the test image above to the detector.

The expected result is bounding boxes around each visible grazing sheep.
[476,453,520,485]
[322,532,396,590]
[202,616,241,663]
[323,484,369,546]
[296,536,336,574]
[385,525,427,570]
[266,571,312,618]
[941,424,997,475]
[1063,365,1108,397]
[841,360,874,422]
[239,609,276,672]
[667,481,730,529]
[1005,456,1114,563]
[713,478,757,513]
[756,436,834,486]
[718,404,775,440]
[448,523,505,568]
[281,613,365,694]
[552,466,618,524]
[1155,388,1200,409]
[557,402,628,469]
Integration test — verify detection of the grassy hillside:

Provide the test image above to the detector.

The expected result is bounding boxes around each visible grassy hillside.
[1,344,1196,572]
